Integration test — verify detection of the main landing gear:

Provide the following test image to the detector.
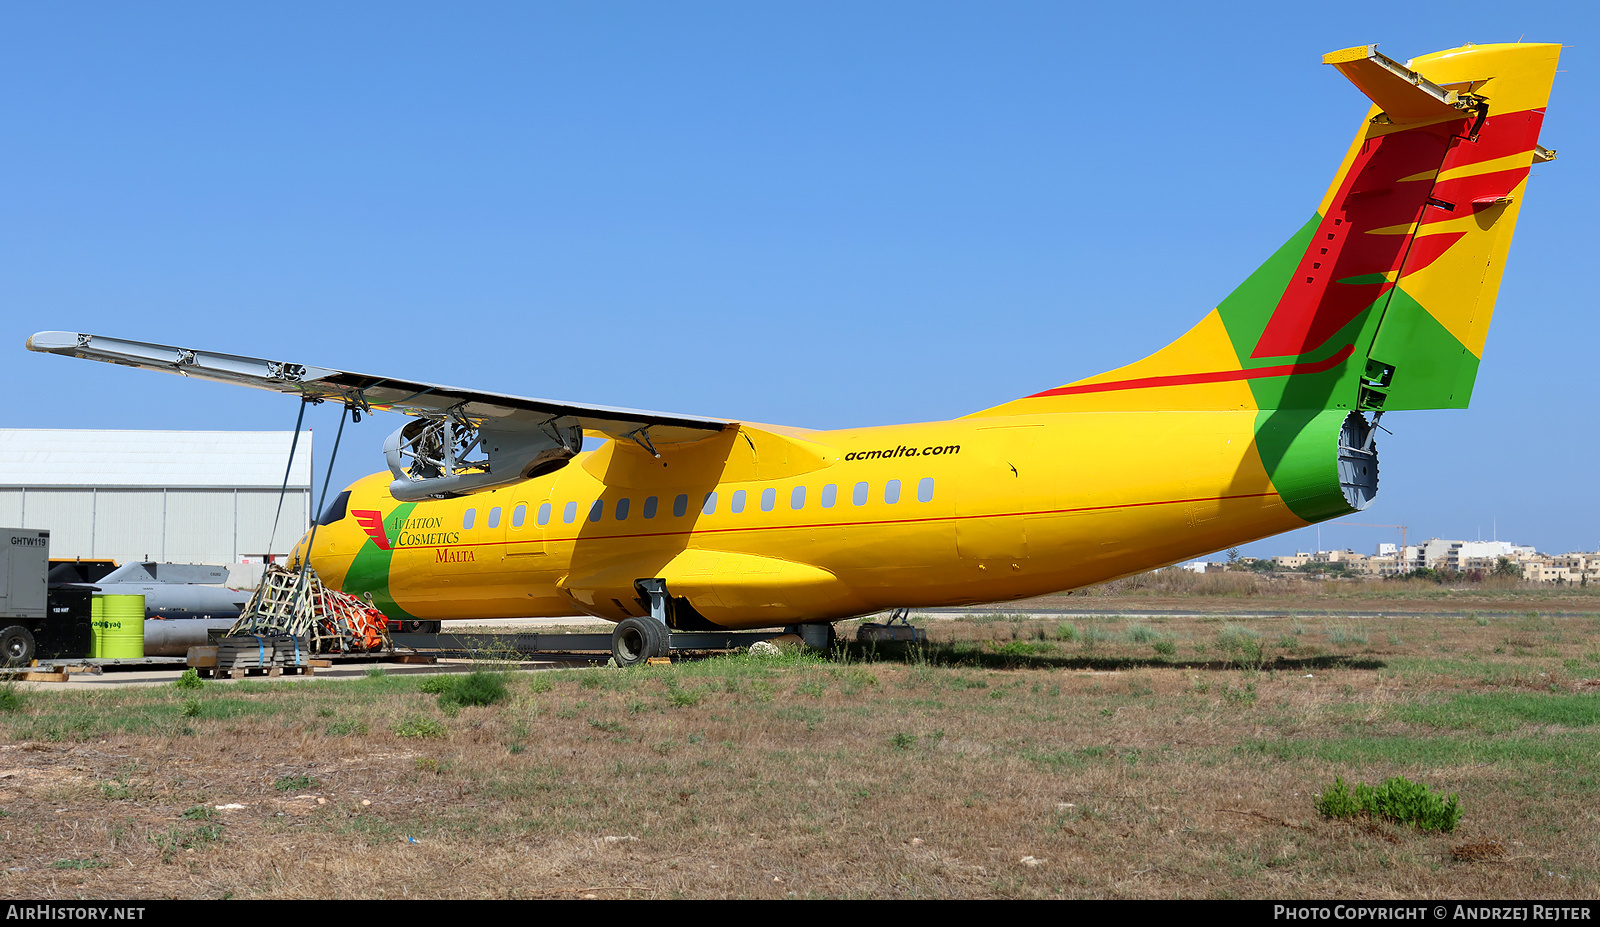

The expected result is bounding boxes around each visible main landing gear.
[607,579,847,667]
[611,616,668,668]
[611,579,672,668]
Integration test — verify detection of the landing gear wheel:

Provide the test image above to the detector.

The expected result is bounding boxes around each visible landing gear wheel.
[0,626,36,665]
[611,617,668,668]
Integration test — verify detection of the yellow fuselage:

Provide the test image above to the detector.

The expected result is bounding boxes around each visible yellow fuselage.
[300,410,1312,630]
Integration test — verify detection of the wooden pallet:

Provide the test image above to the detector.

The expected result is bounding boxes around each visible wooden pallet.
[0,668,71,683]
[199,664,316,680]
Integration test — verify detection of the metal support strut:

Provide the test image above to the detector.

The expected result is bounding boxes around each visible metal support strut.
[635,578,671,630]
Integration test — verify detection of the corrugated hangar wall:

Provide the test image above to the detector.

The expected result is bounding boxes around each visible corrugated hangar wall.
[0,430,314,565]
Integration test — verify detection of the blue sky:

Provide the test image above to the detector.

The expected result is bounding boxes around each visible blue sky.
[4,2,1595,559]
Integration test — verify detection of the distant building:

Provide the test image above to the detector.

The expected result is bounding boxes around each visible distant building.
[0,429,313,570]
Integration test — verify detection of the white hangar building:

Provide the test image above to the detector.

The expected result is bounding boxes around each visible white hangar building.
[0,430,314,566]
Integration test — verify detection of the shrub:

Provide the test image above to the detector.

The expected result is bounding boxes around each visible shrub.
[1216,624,1265,668]
[174,669,205,690]
[441,672,510,708]
[1124,623,1158,644]
[419,671,510,708]
[1315,775,1461,833]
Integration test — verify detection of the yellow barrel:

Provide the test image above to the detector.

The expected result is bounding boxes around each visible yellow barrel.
[91,594,145,659]
[90,595,105,657]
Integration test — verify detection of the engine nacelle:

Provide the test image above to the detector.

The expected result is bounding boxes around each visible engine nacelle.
[383,415,583,501]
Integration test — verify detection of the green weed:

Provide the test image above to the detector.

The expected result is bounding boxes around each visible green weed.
[274,774,318,792]
[1326,626,1369,646]
[326,719,369,736]
[0,678,23,713]
[1222,682,1257,706]
[150,824,223,861]
[394,716,447,738]
[1314,776,1461,833]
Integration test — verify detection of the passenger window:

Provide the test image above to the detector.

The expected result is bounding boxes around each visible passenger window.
[512,504,526,528]
[643,496,658,519]
[563,501,578,524]
[731,489,746,514]
[702,492,718,515]
[821,484,837,508]
[918,477,934,503]
[760,487,776,512]
[616,498,630,520]
[463,508,477,530]
[791,486,806,510]
[537,502,551,526]
[673,494,688,517]
[853,482,869,506]
[488,507,502,528]
[884,480,901,504]
[589,500,604,522]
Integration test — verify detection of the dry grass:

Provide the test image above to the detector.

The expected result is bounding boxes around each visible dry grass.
[0,610,1598,899]
[1038,569,1600,615]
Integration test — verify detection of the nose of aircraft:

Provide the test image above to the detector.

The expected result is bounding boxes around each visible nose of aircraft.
[288,528,315,571]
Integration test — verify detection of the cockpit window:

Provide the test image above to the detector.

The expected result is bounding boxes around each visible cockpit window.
[317,490,351,526]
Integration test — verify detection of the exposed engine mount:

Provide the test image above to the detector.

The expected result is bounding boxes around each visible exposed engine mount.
[1337,411,1380,511]
[384,412,583,501]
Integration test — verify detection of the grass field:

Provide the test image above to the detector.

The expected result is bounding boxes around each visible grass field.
[1,609,1597,899]
[1038,570,1600,613]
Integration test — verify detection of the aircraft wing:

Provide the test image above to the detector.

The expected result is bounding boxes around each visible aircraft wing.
[26,331,731,443]
[28,330,734,499]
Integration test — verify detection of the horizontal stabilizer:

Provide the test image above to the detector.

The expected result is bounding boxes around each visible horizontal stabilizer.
[1323,45,1477,123]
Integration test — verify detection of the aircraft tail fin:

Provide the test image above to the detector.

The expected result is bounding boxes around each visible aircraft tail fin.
[972,42,1560,417]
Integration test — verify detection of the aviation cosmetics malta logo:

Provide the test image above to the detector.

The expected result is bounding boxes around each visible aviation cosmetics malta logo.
[352,510,459,551]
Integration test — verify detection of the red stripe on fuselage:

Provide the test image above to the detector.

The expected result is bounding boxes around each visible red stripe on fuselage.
[1026,344,1354,399]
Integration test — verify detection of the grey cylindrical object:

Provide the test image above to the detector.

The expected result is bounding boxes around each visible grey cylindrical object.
[141,619,238,656]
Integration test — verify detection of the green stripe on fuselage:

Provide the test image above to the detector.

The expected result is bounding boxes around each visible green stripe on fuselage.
[341,501,420,621]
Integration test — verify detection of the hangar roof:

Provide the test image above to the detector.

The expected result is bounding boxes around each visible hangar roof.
[0,430,313,489]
